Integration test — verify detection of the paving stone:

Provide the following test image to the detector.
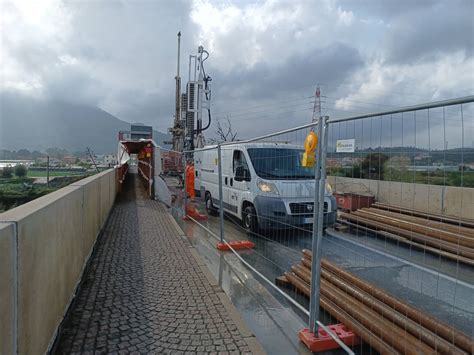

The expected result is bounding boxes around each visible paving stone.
[52,175,256,354]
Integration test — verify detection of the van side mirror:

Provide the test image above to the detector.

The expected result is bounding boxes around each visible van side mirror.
[235,166,250,182]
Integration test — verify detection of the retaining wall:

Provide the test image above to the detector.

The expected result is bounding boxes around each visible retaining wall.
[328,176,474,219]
[0,169,117,355]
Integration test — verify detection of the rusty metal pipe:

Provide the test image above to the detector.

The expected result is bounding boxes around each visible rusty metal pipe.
[295,260,463,353]
[319,258,474,353]
[299,252,473,352]
[285,272,310,296]
[321,268,467,354]
[302,257,313,270]
[364,208,474,238]
[352,209,474,248]
[321,279,435,355]
[339,220,474,266]
[286,271,402,354]
[285,269,451,354]
[291,265,311,284]
[372,202,474,229]
[339,213,474,259]
[320,297,400,355]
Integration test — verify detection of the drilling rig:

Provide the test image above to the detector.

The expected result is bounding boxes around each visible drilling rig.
[168,33,212,152]
[185,45,212,150]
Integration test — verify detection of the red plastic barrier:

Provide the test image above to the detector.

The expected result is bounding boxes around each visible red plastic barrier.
[299,324,359,352]
[216,240,255,251]
[183,203,208,221]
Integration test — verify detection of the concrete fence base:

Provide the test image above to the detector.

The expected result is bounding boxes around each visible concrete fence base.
[0,169,117,355]
[328,176,474,220]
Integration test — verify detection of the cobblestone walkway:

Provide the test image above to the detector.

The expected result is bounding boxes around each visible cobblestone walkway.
[54,175,260,354]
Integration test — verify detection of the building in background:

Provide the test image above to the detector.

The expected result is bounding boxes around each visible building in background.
[131,124,153,140]
[119,124,153,142]
[104,154,117,166]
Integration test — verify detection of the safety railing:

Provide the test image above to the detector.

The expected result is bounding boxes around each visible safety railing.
[162,95,474,354]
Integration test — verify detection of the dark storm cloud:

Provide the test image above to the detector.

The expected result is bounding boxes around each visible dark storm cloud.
[384,0,474,64]
[62,0,195,123]
[337,0,473,64]
[2,0,472,140]
[199,43,364,142]
[3,0,195,126]
[212,43,363,102]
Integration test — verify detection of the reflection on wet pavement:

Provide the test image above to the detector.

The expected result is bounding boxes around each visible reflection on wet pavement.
[165,177,473,353]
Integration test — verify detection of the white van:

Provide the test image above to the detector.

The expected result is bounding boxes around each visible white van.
[194,142,336,233]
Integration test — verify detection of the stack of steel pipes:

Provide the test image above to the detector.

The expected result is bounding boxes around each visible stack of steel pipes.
[281,250,473,354]
[337,203,474,266]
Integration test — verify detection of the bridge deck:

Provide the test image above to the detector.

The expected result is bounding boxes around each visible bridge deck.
[53,174,260,354]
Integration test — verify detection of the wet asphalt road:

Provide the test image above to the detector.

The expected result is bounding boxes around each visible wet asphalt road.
[166,178,474,346]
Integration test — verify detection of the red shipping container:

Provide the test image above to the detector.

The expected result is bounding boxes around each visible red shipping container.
[336,193,375,211]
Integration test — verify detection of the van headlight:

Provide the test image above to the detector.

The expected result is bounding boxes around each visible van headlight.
[257,180,279,195]
[325,182,333,194]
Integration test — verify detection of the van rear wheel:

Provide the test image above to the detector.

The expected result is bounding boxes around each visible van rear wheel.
[205,192,218,216]
[243,205,259,235]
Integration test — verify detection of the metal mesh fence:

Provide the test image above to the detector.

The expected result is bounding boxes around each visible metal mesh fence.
[325,100,474,353]
[161,96,474,354]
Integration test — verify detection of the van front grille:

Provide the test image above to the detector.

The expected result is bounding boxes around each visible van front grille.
[289,202,328,215]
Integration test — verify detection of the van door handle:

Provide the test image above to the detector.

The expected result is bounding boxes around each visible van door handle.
[230,178,233,186]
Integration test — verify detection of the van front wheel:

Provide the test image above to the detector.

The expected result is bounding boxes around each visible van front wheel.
[205,192,218,216]
[243,205,259,235]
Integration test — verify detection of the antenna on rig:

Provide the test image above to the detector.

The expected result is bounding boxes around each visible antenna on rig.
[185,45,212,150]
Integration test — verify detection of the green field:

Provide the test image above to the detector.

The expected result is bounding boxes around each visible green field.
[0,175,90,212]
[27,170,87,177]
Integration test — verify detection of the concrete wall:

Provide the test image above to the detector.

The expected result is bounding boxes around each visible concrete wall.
[0,169,116,355]
[328,176,474,219]
[0,222,16,355]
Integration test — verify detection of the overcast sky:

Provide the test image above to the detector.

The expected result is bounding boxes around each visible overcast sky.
[1,0,473,147]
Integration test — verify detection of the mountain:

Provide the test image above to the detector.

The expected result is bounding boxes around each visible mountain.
[0,92,170,154]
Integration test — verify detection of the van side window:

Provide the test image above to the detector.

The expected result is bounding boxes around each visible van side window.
[233,150,250,180]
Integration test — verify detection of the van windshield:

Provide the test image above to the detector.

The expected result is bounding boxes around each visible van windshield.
[247,148,315,180]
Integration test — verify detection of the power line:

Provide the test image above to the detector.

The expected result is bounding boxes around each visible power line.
[216,100,315,120]
[211,95,313,116]
[217,106,314,123]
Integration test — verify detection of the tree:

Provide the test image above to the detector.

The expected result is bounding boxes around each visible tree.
[17,149,32,159]
[2,166,13,178]
[360,153,389,180]
[208,117,238,144]
[14,164,28,178]
[46,147,69,159]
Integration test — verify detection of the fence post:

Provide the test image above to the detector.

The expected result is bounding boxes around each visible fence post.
[308,116,329,335]
[217,144,225,243]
